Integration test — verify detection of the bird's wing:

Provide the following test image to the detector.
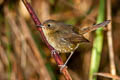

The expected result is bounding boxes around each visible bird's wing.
[57,22,89,43]
[63,33,89,43]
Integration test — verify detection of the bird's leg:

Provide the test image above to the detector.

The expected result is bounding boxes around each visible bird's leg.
[59,51,74,72]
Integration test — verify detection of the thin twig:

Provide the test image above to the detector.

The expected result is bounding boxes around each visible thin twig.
[107,0,116,76]
[21,0,72,80]
[94,73,120,80]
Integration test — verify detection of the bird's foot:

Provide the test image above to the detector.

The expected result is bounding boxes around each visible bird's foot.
[51,50,59,57]
[58,64,67,72]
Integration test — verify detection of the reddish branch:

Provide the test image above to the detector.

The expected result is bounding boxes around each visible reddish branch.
[22,0,72,80]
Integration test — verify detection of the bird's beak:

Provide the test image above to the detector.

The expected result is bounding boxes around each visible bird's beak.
[40,24,45,28]
[37,24,45,28]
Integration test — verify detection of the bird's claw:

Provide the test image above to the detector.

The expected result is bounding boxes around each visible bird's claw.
[58,64,67,72]
[51,50,57,57]
[51,50,59,57]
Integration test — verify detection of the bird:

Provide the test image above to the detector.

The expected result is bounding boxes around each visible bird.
[39,20,110,70]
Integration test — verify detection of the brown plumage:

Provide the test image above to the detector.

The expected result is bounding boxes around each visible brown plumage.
[41,20,110,53]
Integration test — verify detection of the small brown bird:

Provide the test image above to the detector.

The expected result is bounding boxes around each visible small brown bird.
[40,20,110,70]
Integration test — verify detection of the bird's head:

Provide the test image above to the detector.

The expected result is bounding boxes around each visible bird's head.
[40,20,60,34]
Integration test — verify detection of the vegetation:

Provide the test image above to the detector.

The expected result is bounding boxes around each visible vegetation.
[0,0,120,80]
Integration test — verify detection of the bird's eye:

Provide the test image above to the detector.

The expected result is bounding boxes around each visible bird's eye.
[47,24,51,27]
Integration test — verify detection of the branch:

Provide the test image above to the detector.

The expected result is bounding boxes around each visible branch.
[107,0,116,77]
[21,0,72,80]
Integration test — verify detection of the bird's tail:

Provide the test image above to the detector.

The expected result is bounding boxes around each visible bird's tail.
[79,20,111,34]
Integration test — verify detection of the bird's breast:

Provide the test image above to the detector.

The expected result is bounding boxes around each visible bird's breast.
[42,30,78,53]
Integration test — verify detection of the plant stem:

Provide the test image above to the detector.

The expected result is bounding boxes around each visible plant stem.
[89,0,105,80]
[107,0,116,79]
